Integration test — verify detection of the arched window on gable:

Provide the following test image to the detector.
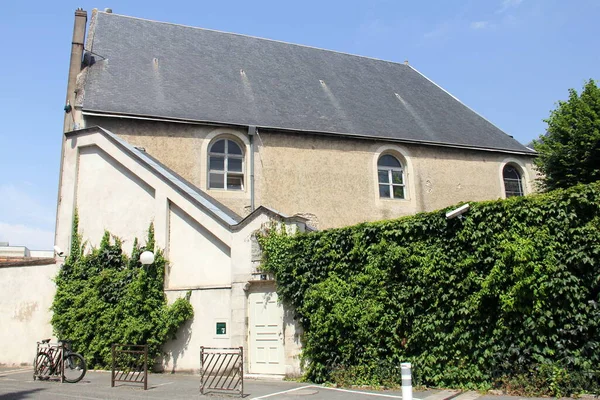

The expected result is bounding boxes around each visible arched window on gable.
[378,154,405,199]
[208,138,244,190]
[503,164,524,197]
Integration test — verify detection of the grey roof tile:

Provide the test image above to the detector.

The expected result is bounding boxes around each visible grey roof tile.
[83,12,533,154]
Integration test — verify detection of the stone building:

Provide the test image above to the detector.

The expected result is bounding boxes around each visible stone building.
[52,8,537,374]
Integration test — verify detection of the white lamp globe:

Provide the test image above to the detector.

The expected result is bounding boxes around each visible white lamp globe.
[140,251,155,265]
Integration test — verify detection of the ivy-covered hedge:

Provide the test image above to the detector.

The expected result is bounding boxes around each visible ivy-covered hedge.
[259,182,600,394]
[51,216,193,369]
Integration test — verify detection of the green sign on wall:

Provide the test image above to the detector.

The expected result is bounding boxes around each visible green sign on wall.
[216,322,226,335]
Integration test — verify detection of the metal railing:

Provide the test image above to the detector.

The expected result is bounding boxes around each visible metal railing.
[200,346,244,397]
[111,344,148,390]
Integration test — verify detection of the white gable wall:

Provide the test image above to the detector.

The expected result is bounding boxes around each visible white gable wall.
[55,130,233,254]
[54,129,237,371]
[167,202,231,288]
[76,146,156,249]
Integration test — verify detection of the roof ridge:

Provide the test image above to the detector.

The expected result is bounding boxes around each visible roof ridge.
[96,11,410,68]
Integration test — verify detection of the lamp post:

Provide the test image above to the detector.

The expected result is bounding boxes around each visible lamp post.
[139,251,155,266]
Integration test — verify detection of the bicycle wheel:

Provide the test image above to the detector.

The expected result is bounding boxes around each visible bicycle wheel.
[62,353,86,383]
[35,353,52,380]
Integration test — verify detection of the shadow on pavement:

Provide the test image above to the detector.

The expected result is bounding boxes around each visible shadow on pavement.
[0,388,46,400]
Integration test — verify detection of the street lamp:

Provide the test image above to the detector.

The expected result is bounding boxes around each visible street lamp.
[140,251,155,265]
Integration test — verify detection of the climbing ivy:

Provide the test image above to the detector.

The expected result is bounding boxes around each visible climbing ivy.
[259,183,600,394]
[51,216,194,369]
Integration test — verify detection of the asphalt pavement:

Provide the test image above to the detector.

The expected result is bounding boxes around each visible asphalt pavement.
[0,366,590,400]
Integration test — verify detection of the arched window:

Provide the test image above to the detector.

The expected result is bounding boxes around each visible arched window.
[503,164,523,197]
[208,138,244,190]
[378,154,405,199]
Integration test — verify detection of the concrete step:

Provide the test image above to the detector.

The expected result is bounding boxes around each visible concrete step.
[244,373,285,381]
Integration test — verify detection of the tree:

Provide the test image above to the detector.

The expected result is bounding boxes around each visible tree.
[533,79,600,191]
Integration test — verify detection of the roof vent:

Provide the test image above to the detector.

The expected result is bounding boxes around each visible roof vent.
[104,8,113,13]
[404,60,409,65]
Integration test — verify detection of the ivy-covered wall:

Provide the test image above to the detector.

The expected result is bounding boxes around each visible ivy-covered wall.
[259,182,600,393]
[51,218,193,369]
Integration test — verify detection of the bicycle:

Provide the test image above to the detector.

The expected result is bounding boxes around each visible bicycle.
[34,339,87,383]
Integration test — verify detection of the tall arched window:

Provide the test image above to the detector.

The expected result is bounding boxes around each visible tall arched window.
[503,164,523,197]
[208,138,244,190]
[378,154,405,199]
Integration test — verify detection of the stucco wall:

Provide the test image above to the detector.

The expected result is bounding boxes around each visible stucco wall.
[162,289,232,372]
[0,263,58,366]
[84,117,251,218]
[76,146,156,249]
[84,116,538,229]
[256,132,538,228]
[166,203,231,288]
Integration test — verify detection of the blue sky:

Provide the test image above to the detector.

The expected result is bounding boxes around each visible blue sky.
[0,0,598,249]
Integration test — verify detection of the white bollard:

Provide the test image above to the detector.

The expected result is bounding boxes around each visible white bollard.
[401,362,412,400]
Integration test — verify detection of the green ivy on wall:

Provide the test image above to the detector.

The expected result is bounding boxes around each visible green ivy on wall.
[51,214,194,369]
[258,183,600,394]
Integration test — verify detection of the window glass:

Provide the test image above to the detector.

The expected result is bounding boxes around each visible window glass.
[392,171,403,184]
[377,154,405,199]
[208,137,244,190]
[228,140,243,155]
[393,186,405,199]
[209,173,225,189]
[378,155,401,168]
[210,140,226,154]
[209,156,225,171]
[379,185,390,198]
[228,158,243,172]
[503,165,524,197]
[378,170,389,184]
[227,175,243,190]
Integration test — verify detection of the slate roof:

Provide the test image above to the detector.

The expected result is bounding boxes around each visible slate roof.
[82,11,534,154]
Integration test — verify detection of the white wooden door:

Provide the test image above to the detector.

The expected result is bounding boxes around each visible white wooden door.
[248,291,285,374]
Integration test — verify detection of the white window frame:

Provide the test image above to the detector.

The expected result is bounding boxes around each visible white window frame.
[208,138,245,191]
[377,154,406,199]
[502,164,524,197]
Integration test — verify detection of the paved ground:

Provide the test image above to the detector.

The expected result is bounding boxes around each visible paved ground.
[0,367,585,400]
[0,367,437,400]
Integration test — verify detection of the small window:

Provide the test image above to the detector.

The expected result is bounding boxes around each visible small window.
[208,138,244,190]
[503,164,524,197]
[378,154,405,199]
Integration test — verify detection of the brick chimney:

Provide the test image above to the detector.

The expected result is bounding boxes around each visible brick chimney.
[63,8,87,133]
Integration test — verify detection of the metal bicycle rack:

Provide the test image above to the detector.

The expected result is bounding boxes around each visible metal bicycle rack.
[111,344,148,390]
[200,346,244,397]
[33,340,66,383]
